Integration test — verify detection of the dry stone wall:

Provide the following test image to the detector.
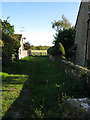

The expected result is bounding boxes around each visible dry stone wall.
[49,54,90,118]
[49,55,90,97]
[63,98,90,119]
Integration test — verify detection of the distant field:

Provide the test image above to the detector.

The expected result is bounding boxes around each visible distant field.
[30,50,47,56]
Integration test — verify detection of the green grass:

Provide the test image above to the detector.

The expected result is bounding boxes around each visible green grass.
[2,73,28,117]
[2,56,88,119]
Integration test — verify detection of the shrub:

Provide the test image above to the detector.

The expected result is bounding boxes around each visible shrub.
[2,32,14,65]
[1,18,20,65]
[0,39,4,47]
[54,27,75,58]
[59,43,65,56]
[87,59,90,69]
[2,32,20,65]
[47,42,65,57]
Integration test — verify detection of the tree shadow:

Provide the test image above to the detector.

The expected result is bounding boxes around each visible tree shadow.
[2,56,60,119]
[2,57,37,119]
[2,76,33,119]
[2,56,88,119]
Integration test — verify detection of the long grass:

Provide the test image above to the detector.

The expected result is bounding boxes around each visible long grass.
[2,56,88,119]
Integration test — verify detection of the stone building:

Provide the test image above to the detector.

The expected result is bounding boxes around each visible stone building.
[18,34,29,59]
[18,34,24,59]
[14,34,29,59]
[75,1,90,66]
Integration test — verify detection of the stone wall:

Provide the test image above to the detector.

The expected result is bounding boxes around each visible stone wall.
[19,50,29,59]
[63,98,90,119]
[88,2,90,61]
[49,55,90,97]
[30,50,47,56]
[21,50,29,58]
[75,2,88,66]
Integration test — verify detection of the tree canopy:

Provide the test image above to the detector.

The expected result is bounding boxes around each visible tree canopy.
[30,45,50,50]
[48,15,75,59]
[51,15,71,33]
[1,17,20,64]
[24,42,30,50]
[1,17,14,36]
[54,27,75,52]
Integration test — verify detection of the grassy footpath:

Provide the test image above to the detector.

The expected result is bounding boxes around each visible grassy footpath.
[2,56,88,119]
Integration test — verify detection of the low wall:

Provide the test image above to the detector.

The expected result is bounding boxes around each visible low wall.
[49,55,90,97]
[30,50,47,56]
[22,51,29,58]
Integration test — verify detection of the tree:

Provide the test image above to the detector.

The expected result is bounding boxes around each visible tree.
[52,15,75,52]
[2,31,15,64]
[51,15,71,33]
[1,17,20,64]
[13,34,21,59]
[1,17,14,36]
[30,45,50,50]
[24,42,30,50]
[49,15,75,59]
[30,45,36,50]
[61,15,71,30]
[54,27,75,51]
[23,37,26,43]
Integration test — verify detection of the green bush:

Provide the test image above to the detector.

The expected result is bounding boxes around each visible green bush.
[55,28,75,51]
[47,43,65,57]
[13,34,20,60]
[2,32,20,65]
[87,59,90,69]
[1,18,20,65]
[59,43,65,56]
[2,32,14,65]
[54,27,75,58]
[47,45,60,56]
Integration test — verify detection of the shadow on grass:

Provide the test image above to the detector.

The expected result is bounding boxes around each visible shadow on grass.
[3,56,56,119]
[2,56,89,119]
[2,56,47,75]
[2,76,32,119]
[2,56,35,119]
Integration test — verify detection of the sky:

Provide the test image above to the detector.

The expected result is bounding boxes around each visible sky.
[1,1,81,46]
